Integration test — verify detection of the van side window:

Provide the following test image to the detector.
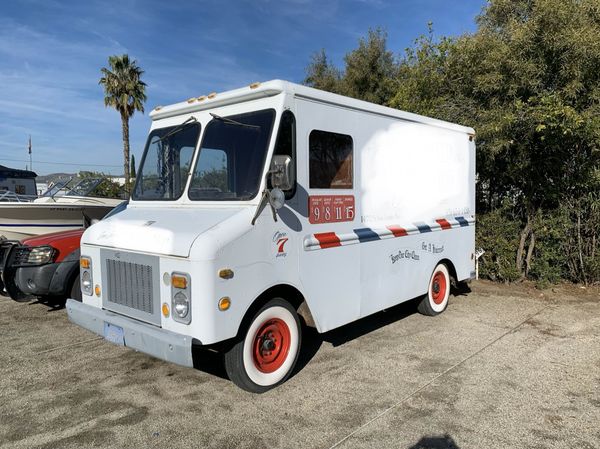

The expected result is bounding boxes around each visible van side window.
[309,130,353,189]
[271,110,296,198]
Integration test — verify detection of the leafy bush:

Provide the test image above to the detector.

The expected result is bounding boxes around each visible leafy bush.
[477,197,600,285]
[528,211,570,287]
[476,208,521,282]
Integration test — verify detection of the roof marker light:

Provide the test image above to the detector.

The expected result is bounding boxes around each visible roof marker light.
[249,82,261,89]
[207,92,217,99]
[186,98,196,104]
[197,95,207,102]
[218,269,234,279]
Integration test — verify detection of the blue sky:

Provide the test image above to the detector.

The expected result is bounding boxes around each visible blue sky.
[0,0,486,176]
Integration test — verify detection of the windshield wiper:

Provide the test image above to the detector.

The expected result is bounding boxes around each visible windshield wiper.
[152,116,198,144]
[210,113,260,130]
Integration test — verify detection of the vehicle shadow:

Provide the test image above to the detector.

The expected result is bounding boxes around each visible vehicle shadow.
[192,346,229,380]
[291,296,420,380]
[29,296,67,311]
[322,298,419,347]
[292,284,468,379]
[408,434,461,449]
[192,285,472,384]
[453,281,472,297]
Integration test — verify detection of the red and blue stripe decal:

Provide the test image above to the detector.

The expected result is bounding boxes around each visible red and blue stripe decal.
[354,228,381,243]
[305,216,475,251]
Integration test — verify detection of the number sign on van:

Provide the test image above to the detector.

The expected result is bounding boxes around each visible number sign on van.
[309,195,355,224]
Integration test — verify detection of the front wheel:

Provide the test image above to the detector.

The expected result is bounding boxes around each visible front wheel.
[418,263,451,316]
[224,298,301,393]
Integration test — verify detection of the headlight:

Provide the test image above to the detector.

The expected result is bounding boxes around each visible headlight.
[80,256,93,296]
[173,292,189,318]
[170,272,191,324]
[13,245,56,267]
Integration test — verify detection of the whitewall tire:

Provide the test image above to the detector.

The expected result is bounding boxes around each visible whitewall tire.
[418,263,451,316]
[224,298,301,393]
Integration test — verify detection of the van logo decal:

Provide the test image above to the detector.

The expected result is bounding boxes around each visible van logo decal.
[303,216,475,251]
[273,231,288,258]
[277,238,289,253]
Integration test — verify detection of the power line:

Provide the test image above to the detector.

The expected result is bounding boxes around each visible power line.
[0,157,121,168]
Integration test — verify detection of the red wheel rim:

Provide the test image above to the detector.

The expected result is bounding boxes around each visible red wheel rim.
[252,318,291,373]
[431,271,447,305]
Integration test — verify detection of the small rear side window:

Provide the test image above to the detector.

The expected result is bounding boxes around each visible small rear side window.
[309,130,353,189]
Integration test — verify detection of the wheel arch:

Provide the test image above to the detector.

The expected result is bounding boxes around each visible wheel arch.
[48,248,81,297]
[237,283,316,339]
[437,258,458,285]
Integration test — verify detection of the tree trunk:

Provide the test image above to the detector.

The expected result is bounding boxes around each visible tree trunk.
[525,230,536,276]
[576,210,588,285]
[121,113,131,194]
[516,216,532,276]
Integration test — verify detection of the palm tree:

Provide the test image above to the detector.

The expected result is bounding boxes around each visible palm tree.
[99,54,147,193]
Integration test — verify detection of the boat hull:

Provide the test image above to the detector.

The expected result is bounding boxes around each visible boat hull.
[0,203,118,241]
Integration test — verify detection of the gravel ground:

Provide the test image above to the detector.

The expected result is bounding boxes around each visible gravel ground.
[0,280,598,449]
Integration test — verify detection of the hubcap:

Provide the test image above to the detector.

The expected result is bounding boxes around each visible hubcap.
[431,271,447,305]
[252,318,291,373]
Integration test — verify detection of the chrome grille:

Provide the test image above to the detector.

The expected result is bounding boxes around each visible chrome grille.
[106,259,154,314]
[101,249,160,325]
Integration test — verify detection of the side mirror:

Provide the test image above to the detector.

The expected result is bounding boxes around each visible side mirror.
[269,155,294,191]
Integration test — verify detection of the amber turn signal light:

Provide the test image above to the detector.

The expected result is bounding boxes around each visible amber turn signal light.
[80,257,91,269]
[218,297,231,311]
[171,275,188,289]
[162,303,170,318]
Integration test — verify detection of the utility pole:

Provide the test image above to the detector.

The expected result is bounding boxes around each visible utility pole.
[28,135,32,171]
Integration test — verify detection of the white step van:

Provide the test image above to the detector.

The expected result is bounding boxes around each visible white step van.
[67,80,475,392]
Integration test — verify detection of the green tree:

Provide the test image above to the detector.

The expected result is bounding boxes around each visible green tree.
[304,49,342,93]
[304,29,397,104]
[77,171,125,199]
[342,28,397,105]
[99,54,147,194]
[391,0,600,281]
[130,154,136,180]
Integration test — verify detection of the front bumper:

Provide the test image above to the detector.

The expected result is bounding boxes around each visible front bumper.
[0,240,18,294]
[15,262,66,296]
[66,299,194,367]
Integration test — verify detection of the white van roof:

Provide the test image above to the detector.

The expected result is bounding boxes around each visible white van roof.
[149,79,475,135]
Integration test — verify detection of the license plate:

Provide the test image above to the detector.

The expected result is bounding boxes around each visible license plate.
[103,322,125,346]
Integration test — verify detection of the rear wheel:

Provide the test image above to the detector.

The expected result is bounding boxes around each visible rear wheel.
[224,298,301,393]
[418,263,450,316]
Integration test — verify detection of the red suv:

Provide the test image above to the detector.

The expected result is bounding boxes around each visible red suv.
[0,229,84,302]
[0,201,127,303]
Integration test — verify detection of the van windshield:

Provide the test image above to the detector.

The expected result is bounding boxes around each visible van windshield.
[133,123,201,201]
[188,109,275,201]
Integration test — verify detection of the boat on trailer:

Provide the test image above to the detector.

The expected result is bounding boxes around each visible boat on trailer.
[0,178,124,240]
